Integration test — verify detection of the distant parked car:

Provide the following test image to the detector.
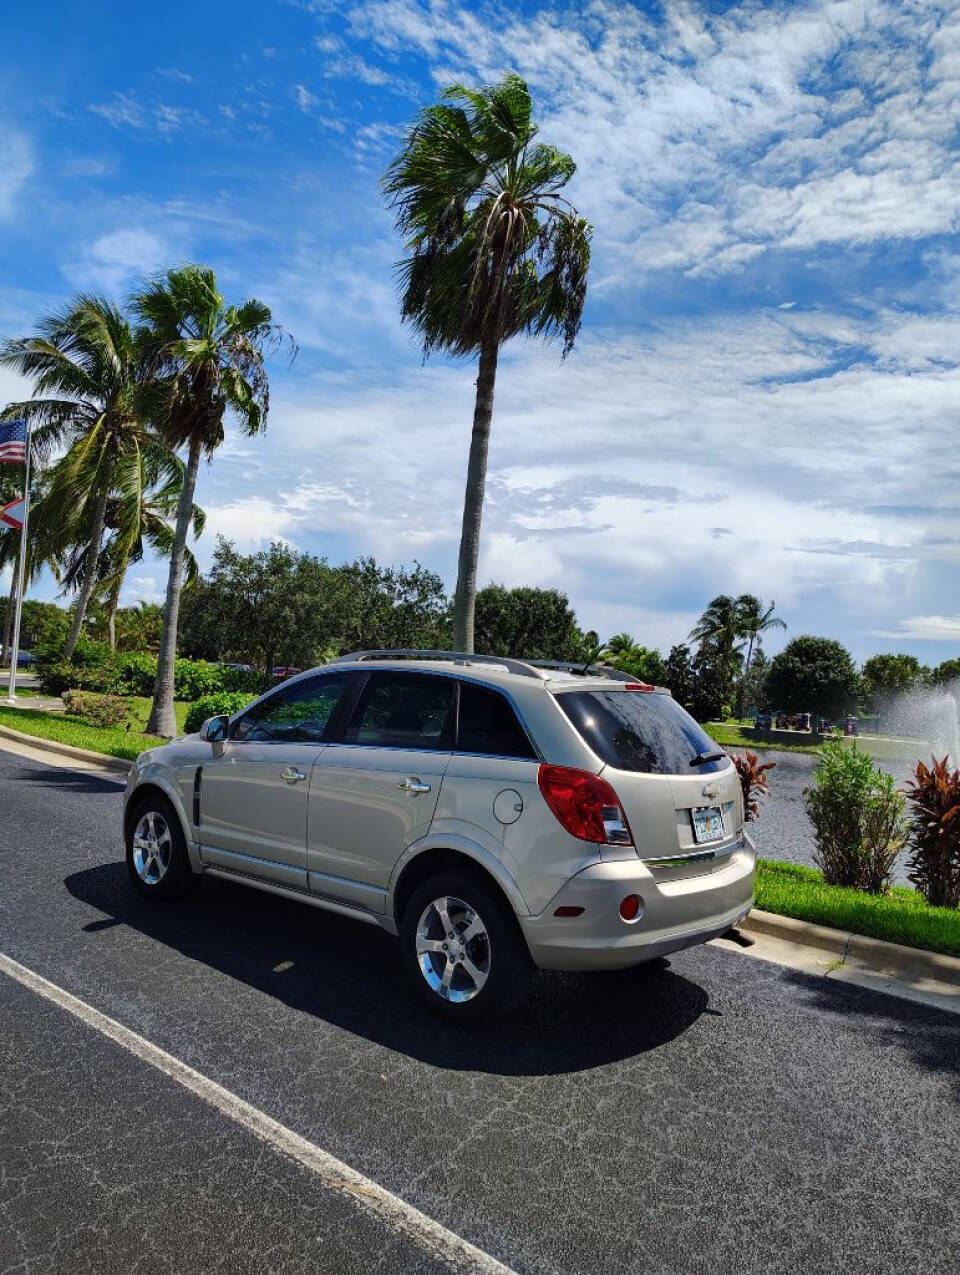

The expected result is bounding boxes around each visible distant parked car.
[222,662,253,672]
[754,712,772,730]
[123,650,755,1022]
[16,650,34,667]
[271,665,303,680]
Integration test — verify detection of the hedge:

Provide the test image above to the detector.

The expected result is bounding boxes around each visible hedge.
[184,692,258,735]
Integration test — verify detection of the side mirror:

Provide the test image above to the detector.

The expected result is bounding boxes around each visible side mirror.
[199,714,229,756]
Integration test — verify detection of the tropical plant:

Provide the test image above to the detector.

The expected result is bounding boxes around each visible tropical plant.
[734,595,785,716]
[689,595,744,711]
[804,740,907,892]
[602,633,640,660]
[0,296,168,658]
[131,265,292,736]
[904,755,960,908]
[384,73,591,651]
[732,751,776,822]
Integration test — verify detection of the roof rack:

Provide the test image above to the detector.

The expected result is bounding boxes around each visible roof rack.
[330,649,547,679]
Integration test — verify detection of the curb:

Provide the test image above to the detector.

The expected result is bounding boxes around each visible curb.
[741,907,960,991]
[0,723,132,776]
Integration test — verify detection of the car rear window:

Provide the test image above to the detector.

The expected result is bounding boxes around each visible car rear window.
[555,689,726,774]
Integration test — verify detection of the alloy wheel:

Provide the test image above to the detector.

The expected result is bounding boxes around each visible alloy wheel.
[132,811,172,886]
[415,895,491,1003]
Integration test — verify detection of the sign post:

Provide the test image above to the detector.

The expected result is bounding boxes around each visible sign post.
[5,421,31,705]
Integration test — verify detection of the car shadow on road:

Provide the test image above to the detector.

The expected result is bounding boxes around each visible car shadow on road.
[64,860,710,1076]
[12,764,125,796]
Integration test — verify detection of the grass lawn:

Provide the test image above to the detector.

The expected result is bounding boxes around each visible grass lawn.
[755,858,960,958]
[706,720,927,762]
[0,696,191,762]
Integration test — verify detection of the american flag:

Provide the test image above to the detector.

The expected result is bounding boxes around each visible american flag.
[0,419,28,464]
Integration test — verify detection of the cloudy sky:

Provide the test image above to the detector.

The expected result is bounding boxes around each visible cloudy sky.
[1,0,959,663]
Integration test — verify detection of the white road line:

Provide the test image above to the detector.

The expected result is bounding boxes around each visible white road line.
[0,952,518,1275]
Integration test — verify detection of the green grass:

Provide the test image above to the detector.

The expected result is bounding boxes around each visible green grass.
[0,696,190,762]
[706,720,927,762]
[756,858,960,958]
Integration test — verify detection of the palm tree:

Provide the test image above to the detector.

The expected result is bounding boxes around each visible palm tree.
[689,595,743,665]
[734,594,785,716]
[602,632,640,660]
[384,73,592,651]
[1,297,159,657]
[132,264,291,737]
[59,449,204,650]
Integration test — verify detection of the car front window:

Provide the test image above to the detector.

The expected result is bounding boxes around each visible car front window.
[231,673,352,744]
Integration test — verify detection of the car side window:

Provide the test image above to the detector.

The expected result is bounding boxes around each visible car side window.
[231,673,352,744]
[342,672,454,750]
[456,682,537,759]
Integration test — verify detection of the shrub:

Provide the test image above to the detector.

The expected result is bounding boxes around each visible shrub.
[221,664,271,694]
[116,651,157,696]
[62,689,129,728]
[173,658,226,701]
[733,751,776,822]
[184,691,258,735]
[904,756,960,908]
[36,659,123,696]
[805,740,907,892]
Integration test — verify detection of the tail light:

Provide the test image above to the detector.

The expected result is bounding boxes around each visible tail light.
[537,764,633,846]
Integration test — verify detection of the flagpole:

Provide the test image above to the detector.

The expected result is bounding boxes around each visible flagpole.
[6,422,31,705]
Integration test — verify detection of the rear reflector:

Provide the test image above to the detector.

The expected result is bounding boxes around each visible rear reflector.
[619,894,643,922]
[554,906,585,918]
[537,764,633,845]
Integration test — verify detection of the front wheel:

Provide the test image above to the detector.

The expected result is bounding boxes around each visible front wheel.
[399,871,532,1023]
[125,793,192,900]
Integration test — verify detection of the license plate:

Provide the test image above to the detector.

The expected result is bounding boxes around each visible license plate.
[691,806,725,844]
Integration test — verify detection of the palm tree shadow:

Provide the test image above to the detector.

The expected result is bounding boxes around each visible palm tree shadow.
[64,860,709,1077]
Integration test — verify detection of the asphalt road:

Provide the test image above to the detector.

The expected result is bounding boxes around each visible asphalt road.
[2,747,959,1274]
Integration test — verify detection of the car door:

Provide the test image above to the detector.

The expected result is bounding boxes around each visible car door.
[306,671,454,912]
[198,672,353,891]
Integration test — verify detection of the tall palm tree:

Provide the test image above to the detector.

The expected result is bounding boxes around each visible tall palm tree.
[734,594,785,715]
[0,297,160,657]
[689,595,743,666]
[384,73,592,651]
[132,264,291,737]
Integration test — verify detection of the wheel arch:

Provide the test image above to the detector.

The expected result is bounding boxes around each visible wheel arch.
[125,779,193,861]
[389,840,529,930]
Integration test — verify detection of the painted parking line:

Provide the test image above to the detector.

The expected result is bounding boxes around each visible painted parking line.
[0,951,517,1275]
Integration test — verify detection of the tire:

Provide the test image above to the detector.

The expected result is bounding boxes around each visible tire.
[125,792,193,900]
[399,869,532,1023]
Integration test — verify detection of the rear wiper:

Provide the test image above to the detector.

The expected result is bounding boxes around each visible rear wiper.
[690,751,725,766]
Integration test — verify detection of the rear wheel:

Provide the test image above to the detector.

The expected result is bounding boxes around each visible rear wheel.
[399,870,532,1023]
[125,793,192,900]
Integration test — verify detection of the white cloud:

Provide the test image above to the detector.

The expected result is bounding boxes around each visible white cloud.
[0,124,33,217]
[121,576,164,605]
[347,0,960,278]
[65,228,172,291]
[874,616,960,641]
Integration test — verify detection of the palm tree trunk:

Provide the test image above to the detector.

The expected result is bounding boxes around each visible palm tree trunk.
[64,484,110,659]
[147,440,201,737]
[452,339,498,653]
[737,634,756,719]
[2,571,17,667]
[107,591,118,652]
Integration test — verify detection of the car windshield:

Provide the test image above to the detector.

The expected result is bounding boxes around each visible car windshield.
[555,689,727,775]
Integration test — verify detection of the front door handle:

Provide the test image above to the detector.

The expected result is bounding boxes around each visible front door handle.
[397,777,431,794]
[280,767,307,784]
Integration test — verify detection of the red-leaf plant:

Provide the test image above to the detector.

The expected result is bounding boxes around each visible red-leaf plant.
[733,750,776,823]
[904,755,960,908]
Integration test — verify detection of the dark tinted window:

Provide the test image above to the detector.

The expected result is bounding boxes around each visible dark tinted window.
[343,673,454,749]
[556,690,726,774]
[457,682,536,759]
[231,673,352,744]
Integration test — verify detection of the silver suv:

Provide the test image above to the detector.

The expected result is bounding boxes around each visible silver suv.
[124,651,754,1021]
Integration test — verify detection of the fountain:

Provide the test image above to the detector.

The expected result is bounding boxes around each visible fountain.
[879,678,960,766]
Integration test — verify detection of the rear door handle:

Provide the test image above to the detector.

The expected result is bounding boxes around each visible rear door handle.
[397,777,431,794]
[280,767,307,784]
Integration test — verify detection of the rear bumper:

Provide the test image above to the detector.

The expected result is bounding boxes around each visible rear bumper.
[519,836,755,971]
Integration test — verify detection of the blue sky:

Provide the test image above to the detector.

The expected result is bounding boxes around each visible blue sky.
[1,0,959,663]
